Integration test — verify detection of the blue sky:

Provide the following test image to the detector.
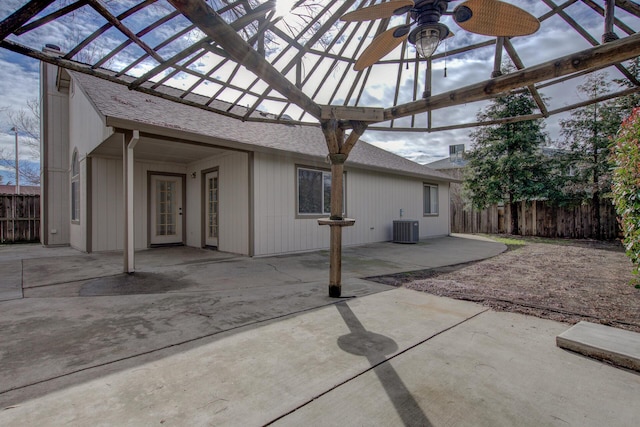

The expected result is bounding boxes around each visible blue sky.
[0,49,40,184]
[1,0,639,178]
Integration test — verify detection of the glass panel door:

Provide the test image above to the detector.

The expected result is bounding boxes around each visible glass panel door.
[205,171,219,247]
[150,175,183,245]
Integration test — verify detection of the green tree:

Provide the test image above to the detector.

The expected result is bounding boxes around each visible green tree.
[613,58,640,116]
[611,107,640,286]
[558,73,626,238]
[464,90,549,234]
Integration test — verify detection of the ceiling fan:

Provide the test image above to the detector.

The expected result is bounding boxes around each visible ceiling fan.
[341,0,540,71]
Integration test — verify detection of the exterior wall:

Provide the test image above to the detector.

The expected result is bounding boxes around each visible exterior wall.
[90,150,249,254]
[347,169,450,242]
[69,155,88,251]
[253,152,328,256]
[90,156,186,252]
[185,151,249,255]
[69,76,113,154]
[68,75,113,251]
[40,63,70,246]
[252,152,451,256]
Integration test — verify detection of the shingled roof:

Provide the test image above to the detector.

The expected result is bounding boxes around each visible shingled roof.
[70,70,453,182]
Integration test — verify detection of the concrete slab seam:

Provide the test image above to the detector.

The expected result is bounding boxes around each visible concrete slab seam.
[265,263,303,283]
[23,272,126,290]
[20,259,24,299]
[0,292,388,397]
[421,293,640,331]
[263,307,491,426]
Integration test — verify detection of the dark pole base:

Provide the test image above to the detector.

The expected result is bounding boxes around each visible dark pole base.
[329,285,342,298]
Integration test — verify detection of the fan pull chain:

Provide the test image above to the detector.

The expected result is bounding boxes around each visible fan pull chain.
[443,39,448,78]
[406,42,409,70]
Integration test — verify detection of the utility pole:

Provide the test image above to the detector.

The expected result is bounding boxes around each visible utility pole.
[11,126,19,194]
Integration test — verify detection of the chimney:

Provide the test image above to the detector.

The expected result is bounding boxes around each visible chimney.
[43,44,63,56]
[449,144,465,163]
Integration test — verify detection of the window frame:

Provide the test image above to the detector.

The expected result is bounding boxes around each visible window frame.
[423,182,439,216]
[71,149,80,223]
[295,165,346,218]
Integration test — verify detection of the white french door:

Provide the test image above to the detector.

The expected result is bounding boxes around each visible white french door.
[150,174,183,245]
[205,171,219,247]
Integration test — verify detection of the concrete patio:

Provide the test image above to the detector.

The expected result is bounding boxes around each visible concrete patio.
[1,235,639,426]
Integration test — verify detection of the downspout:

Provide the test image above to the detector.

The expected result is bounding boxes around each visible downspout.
[124,130,139,273]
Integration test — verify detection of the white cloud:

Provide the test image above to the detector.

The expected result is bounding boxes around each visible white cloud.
[0,52,40,169]
[0,0,638,169]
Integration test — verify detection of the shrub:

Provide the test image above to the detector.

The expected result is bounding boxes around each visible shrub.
[611,107,640,286]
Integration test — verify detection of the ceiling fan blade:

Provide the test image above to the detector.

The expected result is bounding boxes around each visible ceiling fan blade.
[453,0,540,37]
[341,0,414,22]
[354,25,410,71]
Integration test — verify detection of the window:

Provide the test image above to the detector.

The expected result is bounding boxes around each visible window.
[297,166,345,216]
[156,179,175,236]
[423,183,439,215]
[71,150,80,222]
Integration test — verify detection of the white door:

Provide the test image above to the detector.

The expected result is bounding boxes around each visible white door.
[205,171,219,247]
[150,175,183,245]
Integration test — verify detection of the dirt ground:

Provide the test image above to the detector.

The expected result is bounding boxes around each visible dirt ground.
[369,236,640,333]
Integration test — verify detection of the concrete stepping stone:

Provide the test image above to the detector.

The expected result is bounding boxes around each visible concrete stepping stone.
[557,321,640,372]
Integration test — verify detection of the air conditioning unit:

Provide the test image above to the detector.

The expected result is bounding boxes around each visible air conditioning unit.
[393,220,419,243]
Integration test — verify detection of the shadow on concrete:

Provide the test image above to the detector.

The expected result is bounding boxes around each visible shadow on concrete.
[1,236,506,414]
[336,302,433,427]
[365,260,482,288]
[0,279,390,409]
[79,272,191,296]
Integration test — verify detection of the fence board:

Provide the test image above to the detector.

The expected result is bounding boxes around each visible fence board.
[451,199,618,239]
[0,194,40,243]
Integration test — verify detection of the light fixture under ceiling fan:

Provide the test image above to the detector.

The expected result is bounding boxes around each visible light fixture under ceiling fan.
[342,0,540,71]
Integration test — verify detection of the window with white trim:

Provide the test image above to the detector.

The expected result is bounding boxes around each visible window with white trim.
[71,150,80,222]
[423,183,439,215]
[297,166,345,216]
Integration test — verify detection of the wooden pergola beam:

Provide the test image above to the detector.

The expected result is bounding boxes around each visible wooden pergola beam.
[544,0,640,85]
[242,0,356,119]
[14,0,89,35]
[169,0,322,120]
[383,32,640,121]
[0,0,55,40]
[370,85,640,133]
[94,9,180,69]
[128,1,276,89]
[503,38,549,117]
[547,85,640,115]
[88,0,164,64]
[615,0,640,17]
[581,0,634,36]
[319,119,367,298]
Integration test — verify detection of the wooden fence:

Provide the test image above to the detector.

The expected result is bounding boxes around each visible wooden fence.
[0,194,40,243]
[451,200,619,239]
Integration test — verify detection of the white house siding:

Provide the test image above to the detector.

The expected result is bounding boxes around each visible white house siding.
[69,155,87,251]
[68,75,114,251]
[252,152,451,256]
[185,151,249,255]
[41,63,70,246]
[347,170,450,241]
[252,152,329,256]
[90,156,186,252]
[68,77,112,156]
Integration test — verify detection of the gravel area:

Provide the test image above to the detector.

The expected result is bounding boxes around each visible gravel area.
[368,236,640,333]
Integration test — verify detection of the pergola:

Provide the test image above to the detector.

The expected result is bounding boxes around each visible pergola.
[2,0,640,296]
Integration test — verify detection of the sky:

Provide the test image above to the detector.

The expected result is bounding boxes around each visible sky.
[0,49,40,184]
[0,0,638,183]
